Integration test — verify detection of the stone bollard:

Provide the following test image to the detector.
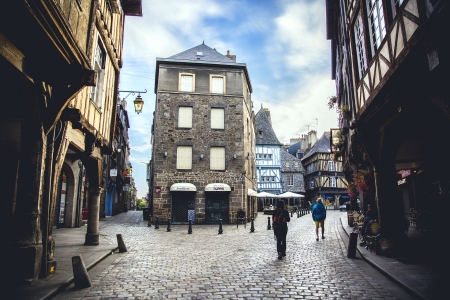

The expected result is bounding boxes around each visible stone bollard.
[250,217,255,233]
[188,219,192,234]
[218,219,223,234]
[116,234,127,253]
[267,216,271,230]
[147,214,152,227]
[155,216,159,229]
[72,255,91,289]
[167,218,171,232]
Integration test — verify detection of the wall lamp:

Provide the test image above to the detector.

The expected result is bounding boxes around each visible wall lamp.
[163,151,168,157]
[117,144,123,153]
[233,154,237,159]
[200,154,204,159]
[118,89,147,114]
[246,154,251,160]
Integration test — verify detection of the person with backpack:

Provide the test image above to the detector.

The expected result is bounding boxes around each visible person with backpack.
[272,200,290,260]
[312,198,326,241]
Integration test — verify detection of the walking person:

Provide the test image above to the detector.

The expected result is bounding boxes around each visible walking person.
[272,200,290,260]
[312,198,326,241]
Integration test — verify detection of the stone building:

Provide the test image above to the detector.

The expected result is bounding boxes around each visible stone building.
[280,148,306,207]
[149,43,257,224]
[0,0,141,284]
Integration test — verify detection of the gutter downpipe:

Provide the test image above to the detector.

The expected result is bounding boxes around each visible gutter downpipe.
[41,127,55,278]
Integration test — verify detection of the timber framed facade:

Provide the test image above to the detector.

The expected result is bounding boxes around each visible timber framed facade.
[326,0,449,255]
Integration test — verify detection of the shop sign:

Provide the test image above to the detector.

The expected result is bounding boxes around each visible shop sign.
[123,185,129,191]
[155,186,161,194]
[110,169,117,176]
[397,178,406,185]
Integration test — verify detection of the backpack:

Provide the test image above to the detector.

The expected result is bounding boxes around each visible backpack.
[273,208,287,228]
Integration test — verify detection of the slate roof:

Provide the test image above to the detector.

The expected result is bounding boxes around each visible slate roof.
[301,132,331,161]
[168,43,236,63]
[280,148,304,172]
[255,108,282,145]
[288,141,300,156]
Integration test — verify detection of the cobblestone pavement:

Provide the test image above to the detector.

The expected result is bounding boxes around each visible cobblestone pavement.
[52,211,414,300]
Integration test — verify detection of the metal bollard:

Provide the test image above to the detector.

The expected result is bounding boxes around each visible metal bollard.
[188,219,193,234]
[237,218,239,228]
[250,218,255,233]
[167,218,171,232]
[297,209,300,218]
[218,219,223,234]
[155,216,159,229]
[267,216,271,230]
[147,214,152,227]
[291,210,293,217]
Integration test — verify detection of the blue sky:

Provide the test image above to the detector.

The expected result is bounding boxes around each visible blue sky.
[118,0,338,198]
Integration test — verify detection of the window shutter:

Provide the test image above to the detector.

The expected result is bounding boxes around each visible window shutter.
[210,147,225,170]
[178,107,192,128]
[211,108,224,129]
[180,75,193,92]
[177,146,192,169]
[211,77,224,93]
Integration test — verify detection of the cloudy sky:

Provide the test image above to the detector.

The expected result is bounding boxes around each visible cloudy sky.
[119,0,338,198]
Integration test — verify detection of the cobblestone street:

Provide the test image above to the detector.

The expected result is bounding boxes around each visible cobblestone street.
[53,211,414,299]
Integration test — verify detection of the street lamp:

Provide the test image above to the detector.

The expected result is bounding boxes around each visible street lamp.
[118,89,147,114]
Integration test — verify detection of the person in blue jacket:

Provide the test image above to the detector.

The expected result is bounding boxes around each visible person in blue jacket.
[312,198,327,241]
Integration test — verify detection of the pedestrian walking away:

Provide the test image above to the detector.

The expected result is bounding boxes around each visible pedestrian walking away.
[272,200,290,260]
[312,198,326,241]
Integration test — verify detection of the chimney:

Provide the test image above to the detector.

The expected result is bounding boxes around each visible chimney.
[226,50,236,62]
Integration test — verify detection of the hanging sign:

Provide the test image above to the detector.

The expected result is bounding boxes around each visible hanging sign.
[110,169,117,176]
[155,186,161,194]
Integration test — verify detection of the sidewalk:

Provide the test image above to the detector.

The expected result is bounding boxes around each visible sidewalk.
[338,213,443,300]
[6,211,443,300]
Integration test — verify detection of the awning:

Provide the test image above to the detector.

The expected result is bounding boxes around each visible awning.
[170,183,197,192]
[248,188,258,196]
[205,183,231,192]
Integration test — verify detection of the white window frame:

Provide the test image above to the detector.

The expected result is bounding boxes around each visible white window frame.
[354,15,367,79]
[176,146,192,170]
[210,75,225,94]
[90,38,106,110]
[330,177,337,188]
[211,108,225,129]
[328,161,336,171]
[210,147,225,170]
[366,0,386,56]
[288,175,294,186]
[178,106,193,128]
[179,73,195,92]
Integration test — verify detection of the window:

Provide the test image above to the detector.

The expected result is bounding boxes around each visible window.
[210,147,225,170]
[367,0,386,56]
[211,108,225,129]
[328,161,335,171]
[354,15,367,79]
[330,177,337,188]
[178,107,192,128]
[211,76,225,94]
[90,39,106,109]
[262,176,275,182]
[288,175,294,186]
[179,73,194,92]
[176,146,192,169]
[309,181,314,189]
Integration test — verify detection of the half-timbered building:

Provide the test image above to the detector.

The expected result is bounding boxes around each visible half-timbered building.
[0,0,142,284]
[326,0,449,255]
[149,43,257,225]
[301,132,348,208]
[255,107,283,209]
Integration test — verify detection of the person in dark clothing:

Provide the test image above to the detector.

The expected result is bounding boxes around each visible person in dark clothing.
[360,204,377,246]
[312,198,327,241]
[273,200,290,260]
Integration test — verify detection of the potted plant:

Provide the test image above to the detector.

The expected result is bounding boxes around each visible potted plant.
[339,104,351,120]
[327,95,338,110]
[353,168,373,192]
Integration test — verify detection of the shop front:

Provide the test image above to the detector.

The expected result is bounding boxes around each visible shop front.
[205,183,231,224]
[170,183,197,224]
